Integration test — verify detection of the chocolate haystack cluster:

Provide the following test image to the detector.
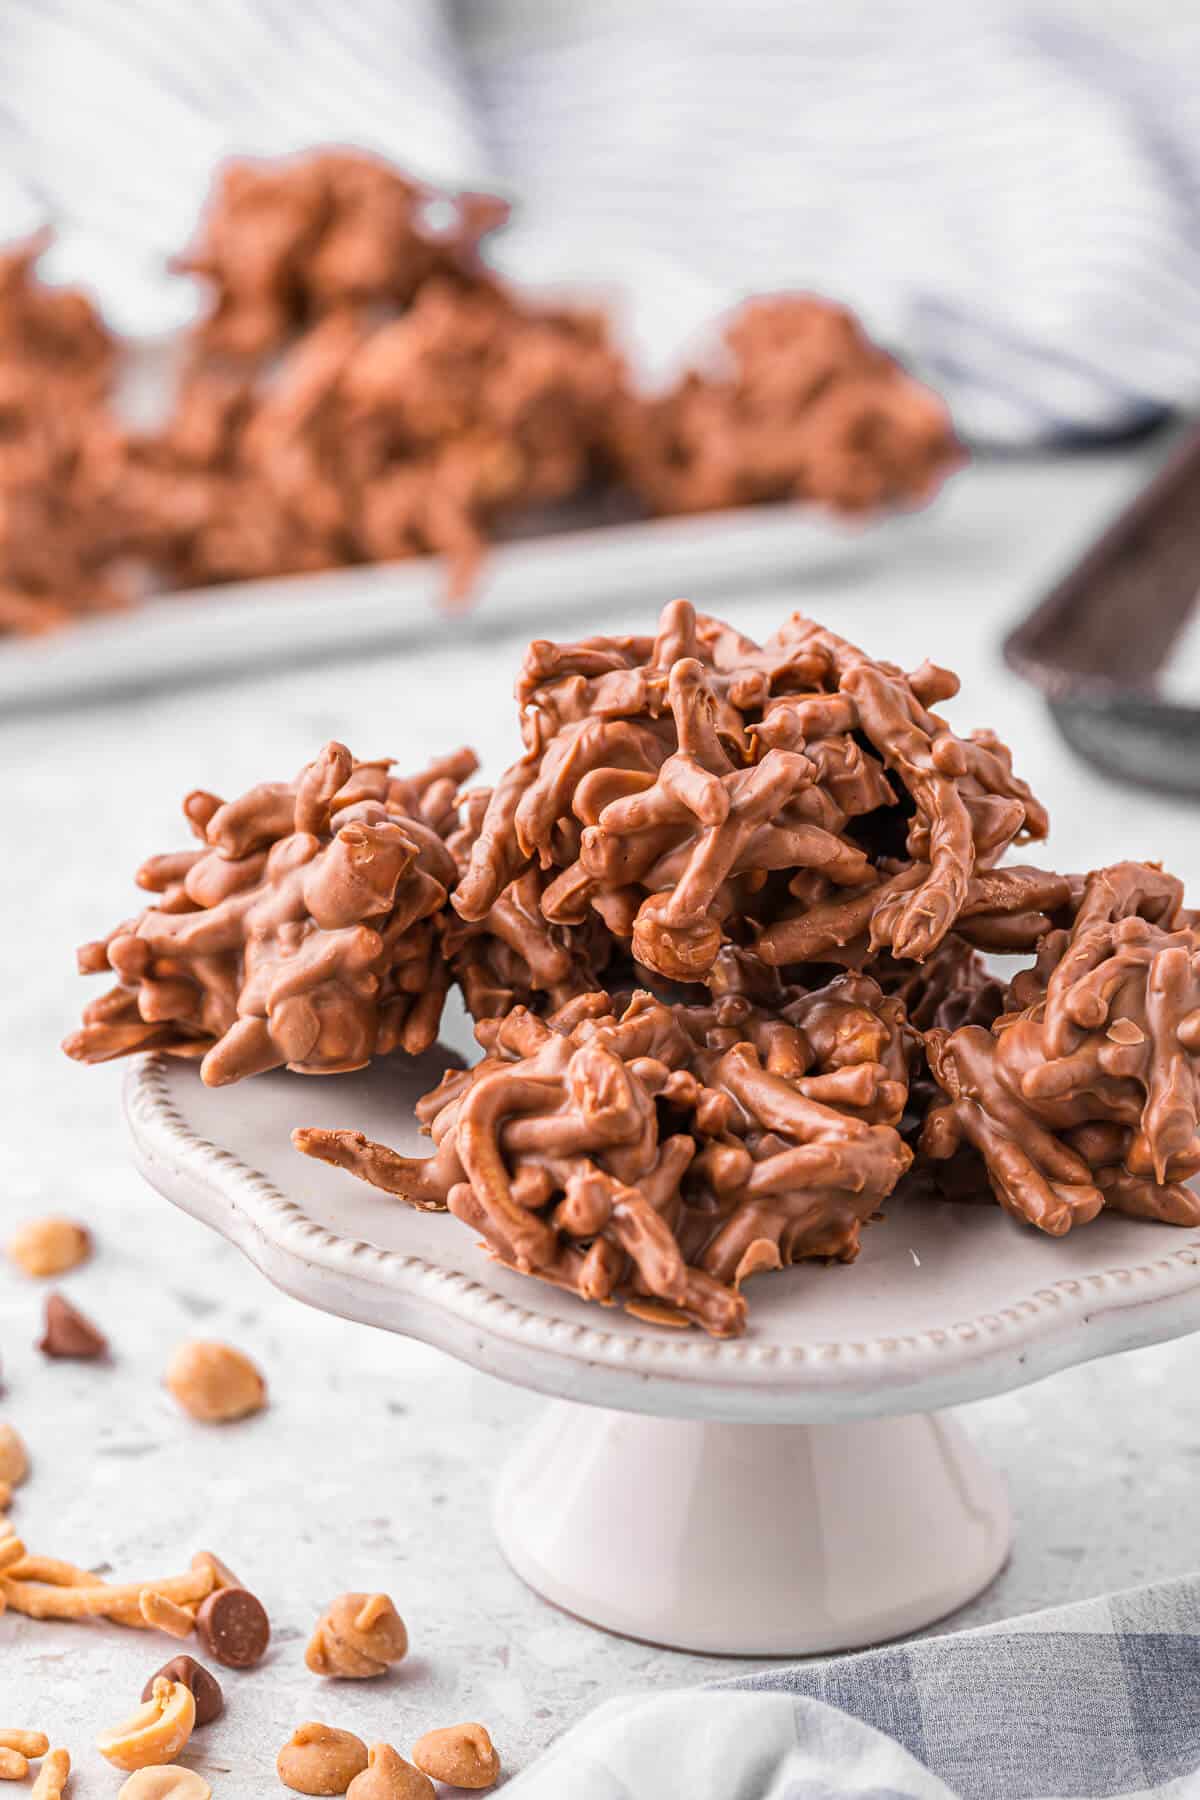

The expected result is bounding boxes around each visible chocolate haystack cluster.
[65,602,1200,1337]
[126,272,623,601]
[174,149,509,358]
[922,862,1200,1234]
[0,231,129,635]
[614,296,958,517]
[64,742,475,1085]
[2,146,959,637]
[297,978,913,1337]
[452,598,1048,981]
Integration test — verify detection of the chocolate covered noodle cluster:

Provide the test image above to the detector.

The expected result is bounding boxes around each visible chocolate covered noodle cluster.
[453,599,1048,982]
[922,863,1200,1234]
[175,149,509,358]
[614,296,959,517]
[0,230,115,393]
[127,276,623,601]
[64,742,476,1086]
[439,784,622,1022]
[0,233,129,634]
[64,602,1200,1336]
[0,147,961,637]
[296,977,914,1337]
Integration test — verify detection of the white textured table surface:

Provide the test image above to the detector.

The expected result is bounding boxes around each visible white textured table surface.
[4,442,1200,1793]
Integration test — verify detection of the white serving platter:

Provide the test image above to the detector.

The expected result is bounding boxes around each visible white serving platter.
[125,1050,1200,1428]
[0,504,903,712]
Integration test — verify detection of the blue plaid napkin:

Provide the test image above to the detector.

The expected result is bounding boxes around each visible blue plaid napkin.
[509,1574,1200,1798]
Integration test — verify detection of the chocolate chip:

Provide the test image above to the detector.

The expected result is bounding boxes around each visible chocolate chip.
[38,1292,108,1360]
[142,1654,224,1726]
[195,1585,270,1668]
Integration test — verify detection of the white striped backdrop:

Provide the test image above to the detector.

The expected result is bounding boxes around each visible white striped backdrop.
[0,0,1196,443]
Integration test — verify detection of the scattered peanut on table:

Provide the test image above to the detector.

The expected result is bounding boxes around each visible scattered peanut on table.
[96,1679,196,1772]
[165,1341,266,1424]
[6,1218,91,1279]
[118,1768,211,1800]
[0,1426,30,1490]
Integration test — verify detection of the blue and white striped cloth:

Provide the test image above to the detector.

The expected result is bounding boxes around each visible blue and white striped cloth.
[2,1,1199,444]
[0,0,492,337]
[509,1572,1200,1799]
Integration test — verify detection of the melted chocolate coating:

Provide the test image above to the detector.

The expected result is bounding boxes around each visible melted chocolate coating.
[442,787,617,1021]
[922,863,1200,1234]
[0,157,965,634]
[0,231,129,637]
[175,149,509,357]
[64,743,476,1084]
[454,599,1046,981]
[295,976,915,1338]
[612,295,960,518]
[130,275,625,603]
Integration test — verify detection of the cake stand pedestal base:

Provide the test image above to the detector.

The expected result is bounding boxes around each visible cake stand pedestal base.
[131,1054,1200,1656]
[493,1402,1011,1655]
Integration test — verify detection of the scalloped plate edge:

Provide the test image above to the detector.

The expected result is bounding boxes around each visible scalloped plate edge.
[124,1054,1200,1423]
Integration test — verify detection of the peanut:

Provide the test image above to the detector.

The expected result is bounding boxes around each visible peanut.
[97,1679,195,1772]
[140,1591,195,1638]
[0,1426,29,1489]
[118,1769,210,1800]
[165,1341,266,1424]
[190,1550,241,1590]
[6,1217,91,1279]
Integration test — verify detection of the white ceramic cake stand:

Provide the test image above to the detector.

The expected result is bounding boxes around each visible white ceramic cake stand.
[124,1046,1200,1657]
